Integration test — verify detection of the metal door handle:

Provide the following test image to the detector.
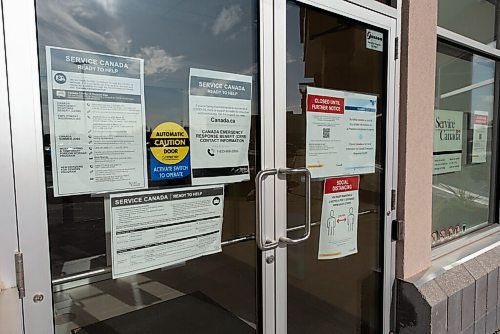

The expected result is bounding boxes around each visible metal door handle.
[255,169,279,251]
[278,167,311,245]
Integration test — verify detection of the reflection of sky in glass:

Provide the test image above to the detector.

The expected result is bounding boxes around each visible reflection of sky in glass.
[286,3,309,114]
[438,0,497,45]
[36,0,259,132]
[471,54,495,119]
[435,48,495,119]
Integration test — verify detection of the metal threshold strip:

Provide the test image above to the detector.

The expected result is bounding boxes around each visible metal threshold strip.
[51,209,377,285]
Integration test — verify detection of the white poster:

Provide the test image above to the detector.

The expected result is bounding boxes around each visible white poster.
[46,46,147,196]
[318,176,360,260]
[110,185,224,278]
[471,111,488,164]
[189,68,252,185]
[433,110,463,175]
[306,87,377,179]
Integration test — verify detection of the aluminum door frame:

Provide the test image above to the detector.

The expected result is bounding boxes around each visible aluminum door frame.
[0,0,22,298]
[260,1,278,333]
[272,0,399,333]
[3,0,279,332]
[3,0,54,332]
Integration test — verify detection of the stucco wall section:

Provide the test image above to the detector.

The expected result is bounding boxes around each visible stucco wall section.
[397,0,438,279]
[0,288,23,334]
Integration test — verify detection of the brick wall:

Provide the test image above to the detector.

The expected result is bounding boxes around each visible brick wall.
[397,246,500,333]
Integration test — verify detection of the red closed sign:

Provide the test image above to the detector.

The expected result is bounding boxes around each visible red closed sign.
[474,115,488,125]
[307,94,344,114]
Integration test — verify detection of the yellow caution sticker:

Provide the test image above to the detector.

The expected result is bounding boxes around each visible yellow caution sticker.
[150,122,189,165]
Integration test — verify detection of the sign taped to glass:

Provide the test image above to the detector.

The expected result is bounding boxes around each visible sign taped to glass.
[189,68,252,185]
[471,111,488,164]
[109,185,224,278]
[318,176,360,260]
[46,46,148,196]
[433,110,463,175]
[305,87,377,179]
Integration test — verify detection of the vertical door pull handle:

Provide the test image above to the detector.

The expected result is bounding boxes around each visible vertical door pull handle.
[255,169,279,251]
[278,168,311,245]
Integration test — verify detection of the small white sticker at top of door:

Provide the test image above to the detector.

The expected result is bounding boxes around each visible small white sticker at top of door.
[366,29,384,52]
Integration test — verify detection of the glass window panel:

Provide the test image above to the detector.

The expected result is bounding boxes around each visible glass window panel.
[35,0,260,332]
[286,1,387,332]
[438,0,498,47]
[432,41,496,245]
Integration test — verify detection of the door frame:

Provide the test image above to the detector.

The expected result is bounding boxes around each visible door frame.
[260,1,278,333]
[3,0,54,332]
[271,0,399,333]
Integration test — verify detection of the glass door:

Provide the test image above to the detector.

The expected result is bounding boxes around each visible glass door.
[272,0,397,333]
[5,0,276,333]
[35,2,262,332]
[7,0,396,332]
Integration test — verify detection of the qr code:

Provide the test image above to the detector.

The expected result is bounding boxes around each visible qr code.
[322,128,330,139]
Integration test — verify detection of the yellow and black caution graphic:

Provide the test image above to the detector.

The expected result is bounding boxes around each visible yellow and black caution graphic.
[151,122,189,165]
[150,122,191,181]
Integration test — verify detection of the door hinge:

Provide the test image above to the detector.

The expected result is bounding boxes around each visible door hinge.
[14,252,25,299]
[391,219,405,241]
[391,189,397,211]
[394,37,399,60]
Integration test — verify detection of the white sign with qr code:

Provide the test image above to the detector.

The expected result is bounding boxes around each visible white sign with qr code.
[306,87,377,179]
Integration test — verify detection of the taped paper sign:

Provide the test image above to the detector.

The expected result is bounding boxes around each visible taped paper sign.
[306,87,377,179]
[318,176,359,260]
[46,46,147,196]
[189,68,252,185]
[433,110,463,175]
[471,111,488,164]
[110,185,224,278]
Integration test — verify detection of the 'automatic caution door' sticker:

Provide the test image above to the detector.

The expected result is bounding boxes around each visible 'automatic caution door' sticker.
[150,122,190,180]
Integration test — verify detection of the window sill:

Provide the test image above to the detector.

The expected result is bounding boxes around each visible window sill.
[410,224,500,286]
[431,224,500,261]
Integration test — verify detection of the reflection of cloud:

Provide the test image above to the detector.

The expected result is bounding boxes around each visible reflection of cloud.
[242,64,257,75]
[37,0,130,55]
[94,0,120,17]
[135,46,184,75]
[212,5,242,36]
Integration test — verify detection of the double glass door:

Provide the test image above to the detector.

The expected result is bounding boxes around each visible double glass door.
[4,0,397,333]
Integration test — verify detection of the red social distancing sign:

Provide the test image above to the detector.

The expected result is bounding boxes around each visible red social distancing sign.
[324,176,360,194]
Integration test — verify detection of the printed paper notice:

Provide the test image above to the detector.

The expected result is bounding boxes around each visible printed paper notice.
[471,111,488,164]
[318,176,359,260]
[189,68,252,185]
[110,185,224,278]
[46,46,147,196]
[433,110,463,175]
[306,87,377,179]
